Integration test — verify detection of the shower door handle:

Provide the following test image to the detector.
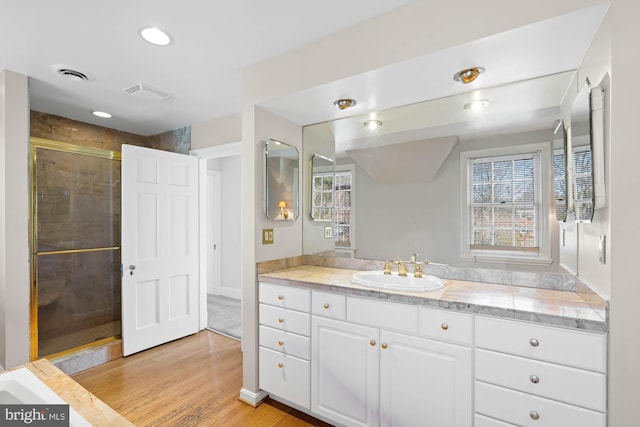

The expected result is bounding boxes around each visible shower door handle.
[129,265,136,275]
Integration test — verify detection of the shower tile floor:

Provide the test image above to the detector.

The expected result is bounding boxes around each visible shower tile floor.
[39,320,121,357]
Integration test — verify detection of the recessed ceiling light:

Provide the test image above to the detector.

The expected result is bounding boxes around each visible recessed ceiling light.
[333,98,357,110]
[453,67,485,84]
[364,120,382,129]
[464,99,490,111]
[92,111,112,118]
[140,27,172,46]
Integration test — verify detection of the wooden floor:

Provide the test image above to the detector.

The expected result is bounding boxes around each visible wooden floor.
[72,331,332,426]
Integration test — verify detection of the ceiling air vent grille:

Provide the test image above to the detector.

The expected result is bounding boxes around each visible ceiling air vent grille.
[123,82,171,101]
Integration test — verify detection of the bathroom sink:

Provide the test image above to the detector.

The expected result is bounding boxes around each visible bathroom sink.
[350,270,444,292]
[0,368,90,426]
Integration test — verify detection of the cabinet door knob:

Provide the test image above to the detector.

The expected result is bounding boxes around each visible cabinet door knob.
[278,362,284,368]
[529,338,540,347]
[381,343,388,349]
[277,340,284,346]
[277,295,284,300]
[323,303,330,309]
[530,375,540,384]
[278,318,284,323]
[370,340,376,346]
[529,411,540,420]
[441,322,449,330]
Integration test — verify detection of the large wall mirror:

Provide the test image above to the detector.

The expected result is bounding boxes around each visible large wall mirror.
[265,139,299,221]
[571,79,595,223]
[553,120,569,222]
[302,71,576,267]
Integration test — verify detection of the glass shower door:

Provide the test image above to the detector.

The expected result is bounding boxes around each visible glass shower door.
[31,139,122,359]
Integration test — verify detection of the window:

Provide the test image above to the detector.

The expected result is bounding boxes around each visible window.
[311,171,334,221]
[334,166,354,249]
[572,146,593,221]
[461,143,551,264]
[553,148,567,220]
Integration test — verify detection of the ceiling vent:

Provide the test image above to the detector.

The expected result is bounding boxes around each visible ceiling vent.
[50,64,92,81]
[123,82,171,101]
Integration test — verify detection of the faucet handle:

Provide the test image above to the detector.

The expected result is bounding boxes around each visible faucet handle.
[383,261,393,275]
[413,262,424,278]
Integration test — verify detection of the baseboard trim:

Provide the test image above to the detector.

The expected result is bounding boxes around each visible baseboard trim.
[239,388,269,407]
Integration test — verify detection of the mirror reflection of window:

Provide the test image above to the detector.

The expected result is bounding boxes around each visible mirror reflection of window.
[310,154,335,221]
[334,165,355,254]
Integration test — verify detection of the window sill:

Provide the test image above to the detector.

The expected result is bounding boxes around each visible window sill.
[460,255,553,266]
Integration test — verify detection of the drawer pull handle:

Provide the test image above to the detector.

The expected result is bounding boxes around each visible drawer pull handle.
[370,340,376,346]
[529,338,540,347]
[278,318,284,323]
[381,343,388,349]
[529,411,540,421]
[441,322,449,331]
[278,362,284,368]
[530,375,540,384]
[277,340,284,346]
[323,303,330,309]
[277,295,284,300]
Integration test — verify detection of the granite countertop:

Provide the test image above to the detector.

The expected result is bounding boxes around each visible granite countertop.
[13,359,132,426]
[258,265,608,332]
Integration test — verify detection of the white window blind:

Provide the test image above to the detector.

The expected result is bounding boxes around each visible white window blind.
[553,149,567,220]
[469,152,540,254]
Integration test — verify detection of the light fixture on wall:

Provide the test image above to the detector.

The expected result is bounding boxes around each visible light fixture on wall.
[453,67,485,84]
[278,201,289,219]
[140,27,172,46]
[363,119,382,129]
[464,99,490,111]
[333,98,357,110]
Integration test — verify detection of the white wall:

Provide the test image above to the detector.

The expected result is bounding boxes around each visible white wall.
[240,0,608,401]
[191,113,241,150]
[0,70,30,368]
[254,107,303,262]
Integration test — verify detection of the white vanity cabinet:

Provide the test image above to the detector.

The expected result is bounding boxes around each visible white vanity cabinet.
[258,282,311,409]
[474,316,607,427]
[311,295,472,427]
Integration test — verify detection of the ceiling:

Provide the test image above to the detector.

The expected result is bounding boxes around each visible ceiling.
[264,2,610,134]
[0,0,412,136]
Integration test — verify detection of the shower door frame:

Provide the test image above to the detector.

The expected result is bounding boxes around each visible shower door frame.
[29,137,122,361]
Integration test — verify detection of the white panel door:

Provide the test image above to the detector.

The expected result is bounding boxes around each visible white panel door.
[379,330,472,427]
[311,316,379,427]
[121,144,199,356]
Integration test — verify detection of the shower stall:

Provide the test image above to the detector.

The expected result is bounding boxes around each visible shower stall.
[30,138,122,359]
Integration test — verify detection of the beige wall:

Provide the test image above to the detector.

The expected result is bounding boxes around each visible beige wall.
[191,113,241,150]
[0,70,30,368]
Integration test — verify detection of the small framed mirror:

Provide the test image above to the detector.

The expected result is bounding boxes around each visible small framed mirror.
[571,79,594,223]
[265,139,299,221]
[552,120,568,222]
[310,154,334,221]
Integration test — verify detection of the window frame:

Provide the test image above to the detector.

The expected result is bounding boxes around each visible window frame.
[460,142,552,265]
[333,164,355,252]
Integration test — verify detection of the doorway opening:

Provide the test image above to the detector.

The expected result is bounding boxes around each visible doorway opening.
[192,142,242,340]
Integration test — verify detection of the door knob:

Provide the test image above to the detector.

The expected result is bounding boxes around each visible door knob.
[129,265,136,275]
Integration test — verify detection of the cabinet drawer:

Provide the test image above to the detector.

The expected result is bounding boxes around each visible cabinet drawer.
[259,325,310,360]
[475,316,606,372]
[347,297,418,333]
[418,307,472,346]
[259,304,310,336]
[474,414,518,427]
[476,381,606,427]
[259,347,310,409]
[312,291,346,320]
[259,282,310,312]
[476,349,606,412]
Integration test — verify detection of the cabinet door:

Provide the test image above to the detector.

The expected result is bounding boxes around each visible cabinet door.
[312,316,379,427]
[380,330,472,427]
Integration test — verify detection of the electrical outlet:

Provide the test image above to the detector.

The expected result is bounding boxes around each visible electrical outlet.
[324,226,332,239]
[262,228,274,245]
